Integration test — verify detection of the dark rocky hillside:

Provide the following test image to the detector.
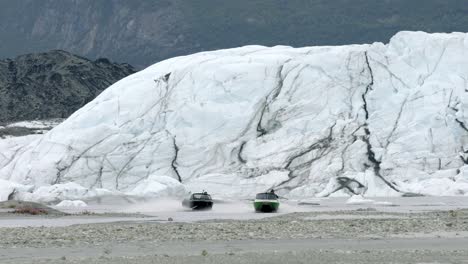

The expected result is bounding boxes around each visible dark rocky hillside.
[0,0,467,67]
[0,50,136,123]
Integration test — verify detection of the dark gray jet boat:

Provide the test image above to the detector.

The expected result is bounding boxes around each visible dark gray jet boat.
[182,192,213,210]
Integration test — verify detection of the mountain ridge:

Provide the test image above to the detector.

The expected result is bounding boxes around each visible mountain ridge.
[0,50,136,123]
[1,0,467,67]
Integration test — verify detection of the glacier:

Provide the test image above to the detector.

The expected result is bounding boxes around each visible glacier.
[2,31,468,202]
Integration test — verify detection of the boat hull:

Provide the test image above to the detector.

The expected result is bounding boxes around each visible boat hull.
[182,200,213,210]
[254,199,279,212]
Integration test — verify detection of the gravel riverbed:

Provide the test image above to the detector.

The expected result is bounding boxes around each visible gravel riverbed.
[1,204,468,263]
[1,210,468,248]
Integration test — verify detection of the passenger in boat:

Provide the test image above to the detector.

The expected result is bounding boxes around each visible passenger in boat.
[270,189,278,198]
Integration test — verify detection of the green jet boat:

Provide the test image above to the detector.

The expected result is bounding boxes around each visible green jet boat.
[253,190,280,213]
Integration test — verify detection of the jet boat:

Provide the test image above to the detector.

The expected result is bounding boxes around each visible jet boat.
[253,190,279,212]
[182,192,213,210]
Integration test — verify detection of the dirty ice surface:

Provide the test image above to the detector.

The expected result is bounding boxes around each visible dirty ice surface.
[2,32,468,203]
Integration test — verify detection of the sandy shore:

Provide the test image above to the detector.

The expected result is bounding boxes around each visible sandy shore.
[1,206,468,263]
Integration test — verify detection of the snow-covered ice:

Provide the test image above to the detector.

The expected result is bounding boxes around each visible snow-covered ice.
[0,135,42,168]
[1,31,468,202]
[346,195,374,205]
[127,175,186,198]
[0,179,33,201]
[55,200,88,208]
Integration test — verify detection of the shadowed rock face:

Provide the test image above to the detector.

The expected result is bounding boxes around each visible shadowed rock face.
[0,50,136,123]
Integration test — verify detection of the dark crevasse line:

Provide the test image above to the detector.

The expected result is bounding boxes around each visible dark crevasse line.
[284,125,335,171]
[256,62,289,137]
[275,123,336,190]
[171,136,182,183]
[361,51,402,194]
[115,134,159,189]
[455,118,468,133]
[90,156,106,189]
[237,141,247,164]
[455,119,468,165]
[361,52,374,120]
[52,133,117,185]
[256,104,269,137]
[328,177,367,196]
[449,85,468,166]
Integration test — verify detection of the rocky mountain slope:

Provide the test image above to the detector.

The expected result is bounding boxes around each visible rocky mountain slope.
[0,50,135,123]
[0,0,467,67]
[1,31,468,202]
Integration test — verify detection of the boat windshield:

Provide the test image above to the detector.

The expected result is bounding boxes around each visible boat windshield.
[192,194,212,200]
[256,193,278,200]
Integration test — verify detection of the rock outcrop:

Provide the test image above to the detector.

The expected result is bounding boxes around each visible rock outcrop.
[0,50,135,123]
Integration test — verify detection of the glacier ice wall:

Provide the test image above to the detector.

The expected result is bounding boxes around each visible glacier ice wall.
[2,31,468,198]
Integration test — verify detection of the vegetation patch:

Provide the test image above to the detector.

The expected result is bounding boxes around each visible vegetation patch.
[12,207,49,215]
[0,200,66,215]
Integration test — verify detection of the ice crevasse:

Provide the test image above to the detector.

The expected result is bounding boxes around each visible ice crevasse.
[1,31,468,202]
